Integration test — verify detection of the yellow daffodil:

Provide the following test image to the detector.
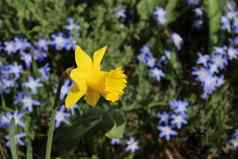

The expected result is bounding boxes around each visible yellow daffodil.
[65,45,127,108]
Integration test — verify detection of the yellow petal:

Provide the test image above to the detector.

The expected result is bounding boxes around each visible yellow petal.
[93,46,107,70]
[65,81,87,108]
[85,88,100,107]
[75,45,93,72]
[104,67,127,102]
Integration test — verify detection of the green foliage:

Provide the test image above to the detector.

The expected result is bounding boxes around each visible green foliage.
[137,0,161,20]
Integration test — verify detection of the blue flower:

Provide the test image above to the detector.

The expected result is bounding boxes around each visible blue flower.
[50,33,68,50]
[55,106,70,128]
[150,67,165,81]
[230,129,238,149]
[32,48,48,62]
[110,138,121,145]
[125,137,140,152]
[15,93,40,112]
[156,112,170,125]
[171,113,188,129]
[137,45,156,68]
[34,38,49,51]
[169,99,189,115]
[171,32,183,50]
[186,0,200,6]
[23,76,43,94]
[65,18,80,31]
[210,52,228,72]
[197,53,210,66]
[115,7,127,19]
[20,52,32,68]
[0,112,25,128]
[221,16,231,32]
[64,35,76,50]
[153,7,167,25]
[13,37,31,52]
[39,64,50,81]
[227,47,238,60]
[157,125,177,141]
[5,132,26,147]
[4,40,18,54]
[60,80,72,100]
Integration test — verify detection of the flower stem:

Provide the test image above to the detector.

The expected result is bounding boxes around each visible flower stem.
[45,78,63,159]
[26,141,33,159]
[9,119,18,159]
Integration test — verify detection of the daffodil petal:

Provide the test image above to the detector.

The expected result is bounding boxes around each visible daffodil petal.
[104,67,127,102]
[75,45,93,72]
[65,81,87,108]
[93,46,107,70]
[85,88,100,107]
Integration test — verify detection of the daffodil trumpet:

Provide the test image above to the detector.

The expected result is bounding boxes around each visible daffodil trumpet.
[65,45,127,108]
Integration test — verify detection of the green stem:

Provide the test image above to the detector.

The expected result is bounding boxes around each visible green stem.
[26,141,33,159]
[45,111,56,159]
[9,119,18,159]
[45,78,63,159]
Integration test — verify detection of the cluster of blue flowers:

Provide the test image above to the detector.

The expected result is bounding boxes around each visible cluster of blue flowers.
[192,2,238,99]
[137,45,165,81]
[157,99,189,141]
[221,1,238,34]
[137,40,184,82]
[0,17,81,147]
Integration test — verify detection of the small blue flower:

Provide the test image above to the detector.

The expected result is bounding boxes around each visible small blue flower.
[60,80,72,100]
[186,0,200,6]
[171,32,183,50]
[221,16,231,32]
[157,125,177,141]
[210,52,228,72]
[153,7,167,25]
[4,40,18,54]
[150,67,165,81]
[34,38,49,51]
[171,113,188,129]
[20,52,32,68]
[110,138,121,145]
[115,7,127,19]
[197,53,210,66]
[65,18,80,31]
[5,132,26,147]
[125,137,140,152]
[23,76,43,94]
[64,36,76,50]
[137,45,156,68]
[15,93,40,112]
[227,47,238,60]
[156,112,170,125]
[13,37,31,52]
[50,33,68,50]
[169,99,189,115]
[39,64,50,81]
[0,112,25,128]
[55,106,70,128]
[32,48,48,62]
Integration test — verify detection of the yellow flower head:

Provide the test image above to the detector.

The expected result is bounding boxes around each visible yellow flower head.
[65,45,127,108]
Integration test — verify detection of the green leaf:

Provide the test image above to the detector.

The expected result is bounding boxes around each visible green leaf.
[137,0,161,19]
[203,0,223,46]
[165,0,179,24]
[105,123,126,139]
